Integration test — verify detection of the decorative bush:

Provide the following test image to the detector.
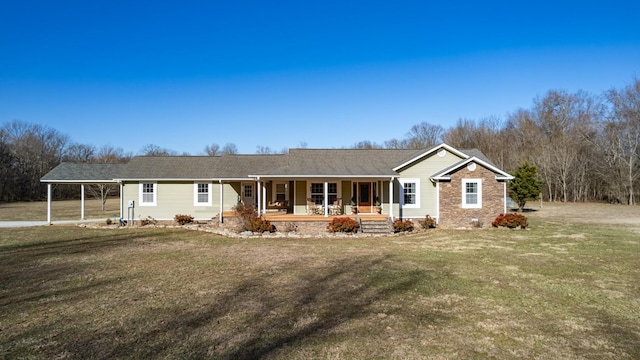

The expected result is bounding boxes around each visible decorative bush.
[249,217,275,233]
[231,203,274,233]
[174,214,194,225]
[327,217,360,233]
[419,215,437,229]
[393,219,414,233]
[492,213,528,229]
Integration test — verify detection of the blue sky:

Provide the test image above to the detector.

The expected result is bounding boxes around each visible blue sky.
[1,0,639,155]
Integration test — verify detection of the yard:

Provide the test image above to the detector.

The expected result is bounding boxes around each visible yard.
[0,201,638,359]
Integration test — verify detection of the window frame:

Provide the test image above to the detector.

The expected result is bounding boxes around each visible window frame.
[400,178,420,208]
[308,181,339,205]
[194,182,212,206]
[462,178,482,208]
[139,182,157,206]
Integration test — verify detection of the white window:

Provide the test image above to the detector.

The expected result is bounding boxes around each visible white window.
[401,178,420,208]
[139,182,157,206]
[310,182,338,205]
[194,182,212,206]
[274,182,287,203]
[462,179,482,208]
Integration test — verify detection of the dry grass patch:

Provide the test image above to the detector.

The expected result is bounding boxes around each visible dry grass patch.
[0,202,639,359]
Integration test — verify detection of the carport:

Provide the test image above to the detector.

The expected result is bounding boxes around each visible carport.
[40,163,125,224]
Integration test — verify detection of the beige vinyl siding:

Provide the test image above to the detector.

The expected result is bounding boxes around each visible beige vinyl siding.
[295,180,306,214]
[397,149,464,219]
[122,181,231,221]
[222,182,241,211]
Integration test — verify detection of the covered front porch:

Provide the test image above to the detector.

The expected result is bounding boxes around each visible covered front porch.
[248,177,397,219]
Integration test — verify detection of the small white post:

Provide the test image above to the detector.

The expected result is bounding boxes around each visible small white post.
[47,183,52,224]
[81,184,85,220]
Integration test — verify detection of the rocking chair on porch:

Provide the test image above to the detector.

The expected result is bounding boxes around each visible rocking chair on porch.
[306,198,318,215]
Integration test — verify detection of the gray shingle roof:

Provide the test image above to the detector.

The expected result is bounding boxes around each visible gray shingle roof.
[41,163,125,183]
[41,146,501,181]
[117,156,219,179]
[255,149,420,177]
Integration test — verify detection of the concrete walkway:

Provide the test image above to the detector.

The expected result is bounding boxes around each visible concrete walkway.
[0,219,105,228]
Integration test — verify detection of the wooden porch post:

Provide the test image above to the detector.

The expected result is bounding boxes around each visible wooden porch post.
[262,181,267,215]
[257,178,262,216]
[324,181,329,217]
[219,180,224,223]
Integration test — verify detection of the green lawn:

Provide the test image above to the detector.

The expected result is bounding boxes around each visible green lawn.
[0,203,638,359]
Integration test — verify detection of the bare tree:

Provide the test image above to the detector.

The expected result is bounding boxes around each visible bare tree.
[404,122,443,149]
[139,144,177,156]
[2,120,69,200]
[64,143,96,162]
[204,143,221,156]
[256,145,274,154]
[221,143,238,155]
[86,145,130,210]
[352,140,384,149]
[604,79,640,205]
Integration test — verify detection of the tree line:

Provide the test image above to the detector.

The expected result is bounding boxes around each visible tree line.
[1,77,638,204]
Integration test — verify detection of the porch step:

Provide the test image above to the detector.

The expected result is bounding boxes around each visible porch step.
[359,219,392,234]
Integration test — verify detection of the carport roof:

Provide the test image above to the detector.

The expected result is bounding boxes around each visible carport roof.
[40,163,125,183]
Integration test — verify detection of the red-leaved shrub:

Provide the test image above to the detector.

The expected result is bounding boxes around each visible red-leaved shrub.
[492,213,528,229]
[393,219,414,233]
[174,214,194,225]
[327,217,360,233]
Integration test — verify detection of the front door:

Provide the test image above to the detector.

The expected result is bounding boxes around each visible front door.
[358,182,372,213]
[241,183,255,207]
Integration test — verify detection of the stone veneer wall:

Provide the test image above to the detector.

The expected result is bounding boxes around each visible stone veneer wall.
[438,164,505,228]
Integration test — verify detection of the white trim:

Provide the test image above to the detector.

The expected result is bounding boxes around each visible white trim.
[400,178,420,209]
[462,178,482,209]
[393,143,468,171]
[194,182,213,206]
[139,182,157,206]
[431,157,514,181]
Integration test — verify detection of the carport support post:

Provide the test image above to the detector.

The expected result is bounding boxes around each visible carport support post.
[47,183,52,224]
[81,184,85,220]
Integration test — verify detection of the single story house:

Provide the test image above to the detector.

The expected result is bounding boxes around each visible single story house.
[41,143,514,228]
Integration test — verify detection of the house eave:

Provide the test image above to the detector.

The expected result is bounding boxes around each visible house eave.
[392,143,469,171]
